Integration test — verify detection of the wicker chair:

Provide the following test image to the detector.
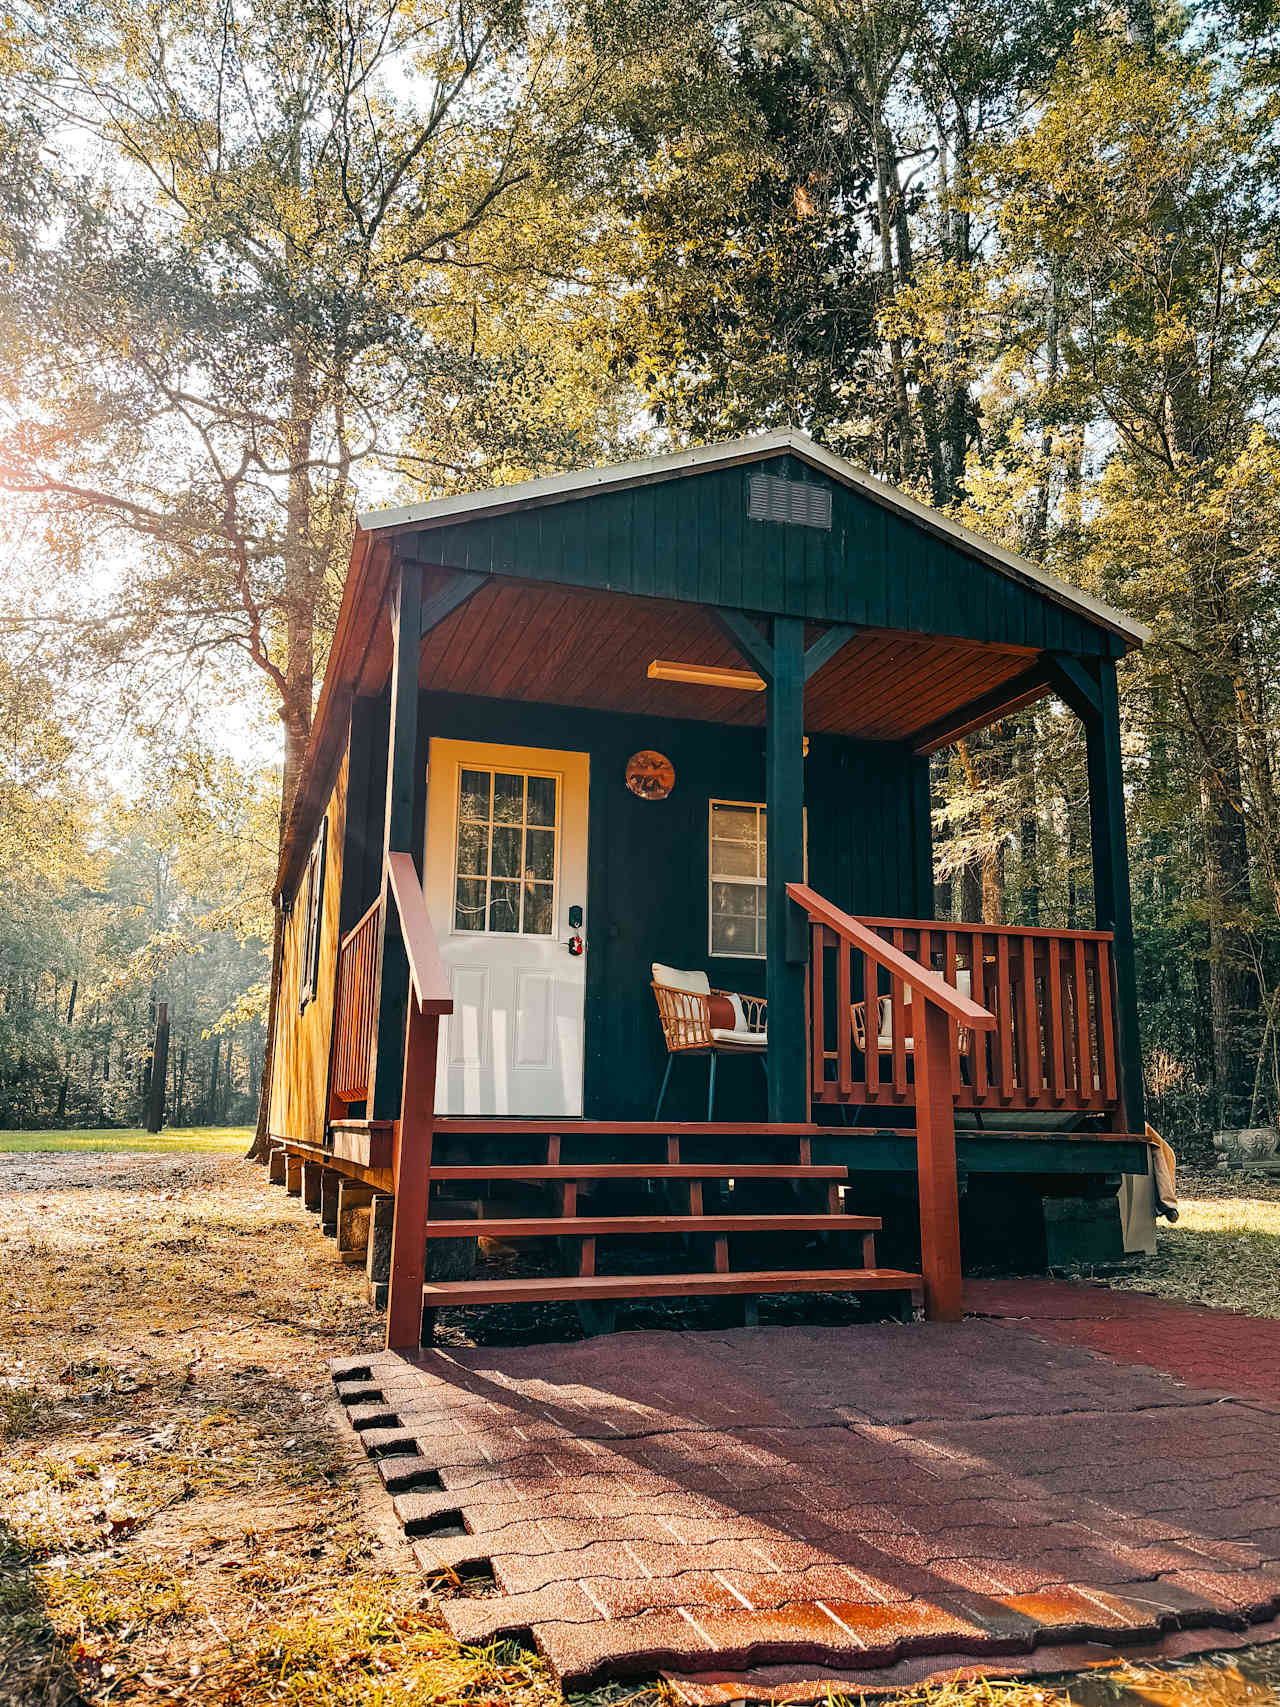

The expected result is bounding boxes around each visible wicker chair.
[650,962,767,1120]
[850,969,973,1058]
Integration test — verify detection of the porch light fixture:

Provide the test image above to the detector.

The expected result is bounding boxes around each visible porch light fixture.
[647,659,766,692]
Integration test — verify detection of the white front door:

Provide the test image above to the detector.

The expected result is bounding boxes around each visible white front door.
[423,739,590,1116]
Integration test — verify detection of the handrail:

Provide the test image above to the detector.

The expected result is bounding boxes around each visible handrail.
[386,851,453,1015]
[340,895,382,953]
[787,883,995,1031]
[858,913,1114,945]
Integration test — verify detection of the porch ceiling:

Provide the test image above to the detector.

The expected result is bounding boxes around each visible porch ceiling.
[387,575,1041,743]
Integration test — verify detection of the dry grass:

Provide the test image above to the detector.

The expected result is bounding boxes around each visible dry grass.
[1108,1168,1280,1316]
[2,1148,1279,1707]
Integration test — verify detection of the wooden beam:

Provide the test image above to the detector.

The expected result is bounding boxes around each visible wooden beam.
[419,568,487,638]
[766,617,809,1121]
[366,560,423,1121]
[911,664,1051,755]
[1046,652,1103,719]
[803,624,857,681]
[713,609,775,681]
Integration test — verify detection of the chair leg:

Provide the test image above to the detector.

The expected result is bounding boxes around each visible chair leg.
[655,1054,674,1122]
[707,1051,718,1122]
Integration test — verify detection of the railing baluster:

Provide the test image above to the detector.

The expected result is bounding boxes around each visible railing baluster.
[837,935,853,1100]
[1020,934,1041,1105]
[1047,937,1066,1103]
[811,925,826,1100]
[995,933,1013,1102]
[1096,938,1118,1105]
[1073,938,1093,1105]
[970,929,988,1102]
[890,929,908,1099]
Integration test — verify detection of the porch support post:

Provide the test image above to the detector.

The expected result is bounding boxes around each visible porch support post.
[1085,658,1145,1131]
[366,558,424,1121]
[1050,652,1144,1130]
[766,616,808,1121]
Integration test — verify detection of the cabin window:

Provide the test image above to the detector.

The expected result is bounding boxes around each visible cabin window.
[709,800,767,958]
[453,767,558,936]
[298,816,328,1010]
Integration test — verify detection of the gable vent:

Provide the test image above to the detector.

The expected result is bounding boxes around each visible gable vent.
[748,472,832,530]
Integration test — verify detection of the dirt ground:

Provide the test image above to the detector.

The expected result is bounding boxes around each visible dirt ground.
[3,1148,1280,1707]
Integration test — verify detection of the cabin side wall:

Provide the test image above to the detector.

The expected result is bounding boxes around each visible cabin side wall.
[268,750,349,1143]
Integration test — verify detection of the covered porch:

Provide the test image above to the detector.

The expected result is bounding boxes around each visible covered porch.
[268,432,1150,1347]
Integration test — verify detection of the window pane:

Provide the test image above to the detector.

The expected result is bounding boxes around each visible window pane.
[456,818,489,877]
[459,769,490,821]
[522,884,553,936]
[752,887,768,956]
[711,881,764,956]
[491,824,522,879]
[489,879,520,932]
[712,837,756,878]
[526,774,556,827]
[454,877,487,931]
[493,772,524,824]
[525,826,555,882]
[712,804,757,842]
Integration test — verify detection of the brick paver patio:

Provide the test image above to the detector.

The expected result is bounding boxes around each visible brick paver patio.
[333,1286,1280,1693]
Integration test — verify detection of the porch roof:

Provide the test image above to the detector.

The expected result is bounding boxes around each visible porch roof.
[276,432,1144,898]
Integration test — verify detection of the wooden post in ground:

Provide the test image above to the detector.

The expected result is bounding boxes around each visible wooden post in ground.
[337,1181,376,1264]
[320,1167,340,1235]
[285,1153,302,1196]
[268,1145,287,1185]
[386,1000,438,1349]
[302,1160,323,1212]
[914,1003,964,1322]
[145,1003,169,1133]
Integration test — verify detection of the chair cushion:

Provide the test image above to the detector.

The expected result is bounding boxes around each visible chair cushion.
[710,1027,768,1047]
[652,962,710,996]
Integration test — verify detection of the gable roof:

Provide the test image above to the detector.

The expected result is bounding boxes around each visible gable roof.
[358,430,1149,649]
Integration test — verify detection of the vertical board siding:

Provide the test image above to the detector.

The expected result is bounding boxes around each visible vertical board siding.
[418,693,927,1123]
[268,750,349,1143]
[409,456,1114,654]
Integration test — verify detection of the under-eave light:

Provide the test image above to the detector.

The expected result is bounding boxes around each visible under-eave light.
[647,659,766,691]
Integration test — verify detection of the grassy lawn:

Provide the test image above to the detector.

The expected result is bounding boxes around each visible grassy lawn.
[1112,1168,1280,1316]
[1,1151,1278,1707]
[0,1124,252,1155]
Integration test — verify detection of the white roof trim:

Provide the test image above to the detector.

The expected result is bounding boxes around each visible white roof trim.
[357,431,1149,647]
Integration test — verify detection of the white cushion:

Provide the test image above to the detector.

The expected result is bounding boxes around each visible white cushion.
[875,970,970,1050]
[710,1027,767,1047]
[652,962,710,995]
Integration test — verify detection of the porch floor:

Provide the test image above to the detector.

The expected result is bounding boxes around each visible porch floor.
[333,1282,1280,1694]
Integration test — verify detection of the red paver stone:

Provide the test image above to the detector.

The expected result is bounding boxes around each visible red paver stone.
[335,1300,1280,1687]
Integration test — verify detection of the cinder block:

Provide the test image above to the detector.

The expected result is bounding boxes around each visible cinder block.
[338,1180,377,1265]
[365,1193,395,1299]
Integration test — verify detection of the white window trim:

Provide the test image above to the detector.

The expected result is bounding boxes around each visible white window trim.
[451,764,561,940]
[708,798,767,960]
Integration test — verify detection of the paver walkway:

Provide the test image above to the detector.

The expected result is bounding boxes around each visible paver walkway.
[333,1286,1280,1694]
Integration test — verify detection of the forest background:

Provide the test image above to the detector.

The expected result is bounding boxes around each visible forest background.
[2,0,1277,1157]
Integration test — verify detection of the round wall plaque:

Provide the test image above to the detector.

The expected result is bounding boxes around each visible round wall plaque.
[625,750,675,801]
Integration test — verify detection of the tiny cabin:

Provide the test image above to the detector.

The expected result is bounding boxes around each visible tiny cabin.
[264,433,1155,1349]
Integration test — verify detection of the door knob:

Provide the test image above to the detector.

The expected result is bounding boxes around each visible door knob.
[567,933,584,957]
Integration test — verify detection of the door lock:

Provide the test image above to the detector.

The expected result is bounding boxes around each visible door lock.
[567,933,584,957]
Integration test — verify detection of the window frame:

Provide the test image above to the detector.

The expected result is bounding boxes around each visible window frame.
[298,815,328,1011]
[450,763,562,940]
[707,798,768,960]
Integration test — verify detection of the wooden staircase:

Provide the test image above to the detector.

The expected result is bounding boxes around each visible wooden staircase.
[420,1119,922,1334]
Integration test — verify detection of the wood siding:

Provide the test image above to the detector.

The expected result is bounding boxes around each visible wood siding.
[407,455,1118,657]
[419,693,931,1123]
[268,752,349,1143]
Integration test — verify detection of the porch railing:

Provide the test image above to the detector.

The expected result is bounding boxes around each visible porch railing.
[805,911,1120,1116]
[788,883,994,1320]
[331,897,382,1106]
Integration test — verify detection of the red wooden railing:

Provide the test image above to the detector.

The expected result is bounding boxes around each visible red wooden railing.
[331,898,382,1106]
[384,851,452,1351]
[788,884,995,1320]
[805,911,1120,1116]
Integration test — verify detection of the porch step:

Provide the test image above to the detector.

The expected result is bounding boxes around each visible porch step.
[422,1268,921,1307]
[427,1163,846,1181]
[426,1213,878,1238]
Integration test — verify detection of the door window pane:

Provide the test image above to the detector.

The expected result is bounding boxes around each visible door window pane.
[452,766,560,935]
